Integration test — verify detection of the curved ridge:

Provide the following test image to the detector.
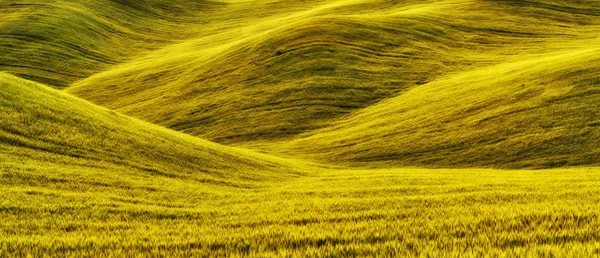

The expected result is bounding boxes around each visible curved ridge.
[0,0,219,88]
[68,0,600,145]
[280,48,600,168]
[0,72,304,186]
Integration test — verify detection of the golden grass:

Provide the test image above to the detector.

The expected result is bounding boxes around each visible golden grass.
[3,165,600,257]
[279,47,600,168]
[0,0,218,87]
[0,73,307,185]
[1,72,600,256]
[2,0,600,256]
[64,0,600,144]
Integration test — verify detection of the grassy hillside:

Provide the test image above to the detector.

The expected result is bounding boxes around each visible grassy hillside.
[66,0,600,144]
[0,73,304,187]
[0,0,218,87]
[2,0,600,256]
[280,47,600,168]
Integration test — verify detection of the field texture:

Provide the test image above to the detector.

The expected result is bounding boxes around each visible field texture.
[3,164,600,256]
[1,0,600,256]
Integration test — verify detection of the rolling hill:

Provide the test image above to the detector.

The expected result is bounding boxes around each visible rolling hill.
[2,71,600,256]
[65,0,600,146]
[0,0,218,87]
[2,0,600,256]
[279,47,600,168]
[0,72,304,188]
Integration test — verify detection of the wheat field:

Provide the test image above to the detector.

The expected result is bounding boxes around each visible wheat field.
[1,0,600,256]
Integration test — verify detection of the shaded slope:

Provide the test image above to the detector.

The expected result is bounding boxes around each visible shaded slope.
[0,73,304,188]
[0,0,219,88]
[68,0,600,144]
[279,48,600,168]
[68,15,464,143]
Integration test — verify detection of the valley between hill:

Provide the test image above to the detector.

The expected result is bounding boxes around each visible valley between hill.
[1,0,600,256]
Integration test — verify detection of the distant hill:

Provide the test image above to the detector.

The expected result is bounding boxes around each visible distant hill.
[0,0,217,87]
[280,48,600,168]
[66,0,600,145]
[1,0,600,168]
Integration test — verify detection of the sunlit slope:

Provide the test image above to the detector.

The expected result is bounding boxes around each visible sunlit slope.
[0,0,218,88]
[281,48,600,168]
[0,73,303,187]
[67,0,600,144]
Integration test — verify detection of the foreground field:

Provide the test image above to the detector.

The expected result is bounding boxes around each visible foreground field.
[2,167,600,257]
[2,65,600,256]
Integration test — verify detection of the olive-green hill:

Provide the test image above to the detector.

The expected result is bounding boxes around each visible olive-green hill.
[1,0,600,169]
[66,0,600,145]
[0,0,218,87]
[3,1,600,256]
[279,47,600,168]
[0,73,304,190]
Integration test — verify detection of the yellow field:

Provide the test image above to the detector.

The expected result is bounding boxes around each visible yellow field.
[2,0,600,256]
[3,165,600,256]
